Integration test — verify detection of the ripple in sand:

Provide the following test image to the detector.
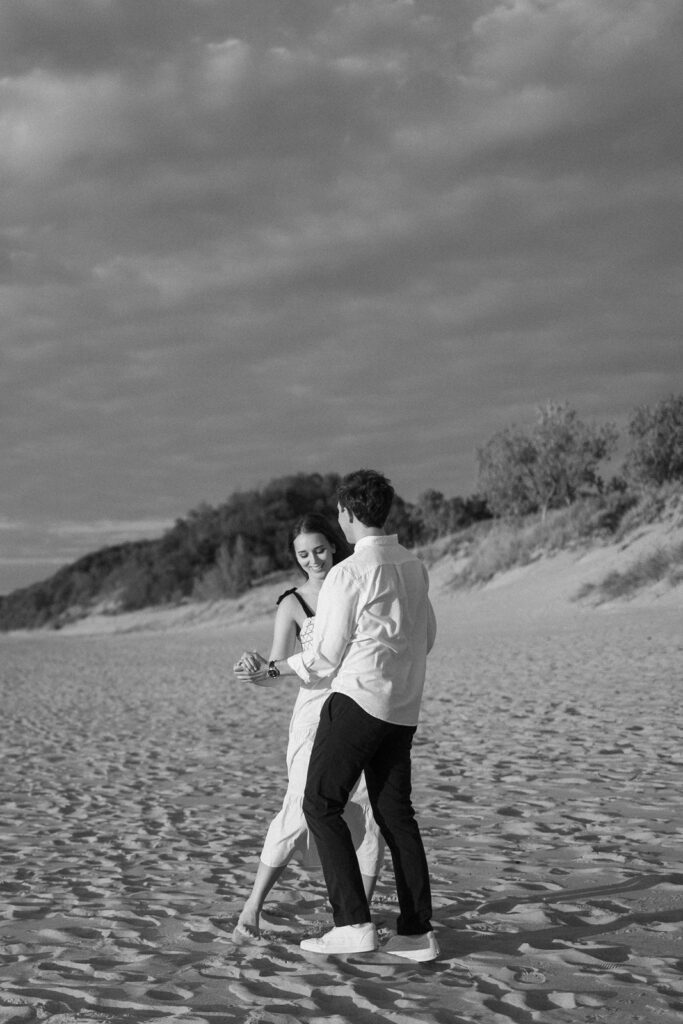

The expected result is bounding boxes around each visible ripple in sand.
[1,613,682,1023]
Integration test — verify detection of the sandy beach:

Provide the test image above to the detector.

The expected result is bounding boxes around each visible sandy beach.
[2,542,683,1023]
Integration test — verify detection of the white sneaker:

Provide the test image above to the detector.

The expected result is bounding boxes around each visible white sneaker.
[383,930,440,962]
[300,923,378,955]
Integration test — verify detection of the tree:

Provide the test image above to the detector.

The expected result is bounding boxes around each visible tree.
[477,428,538,518]
[623,394,683,486]
[0,471,412,628]
[412,490,470,541]
[413,490,447,542]
[194,536,252,600]
[223,534,252,596]
[477,402,619,518]
[384,494,417,547]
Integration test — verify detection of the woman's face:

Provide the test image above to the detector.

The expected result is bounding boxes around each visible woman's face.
[293,531,336,581]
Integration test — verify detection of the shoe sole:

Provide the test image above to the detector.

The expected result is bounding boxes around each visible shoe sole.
[300,940,379,954]
[386,946,440,962]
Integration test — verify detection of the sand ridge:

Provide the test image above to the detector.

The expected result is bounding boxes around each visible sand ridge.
[1,559,682,1023]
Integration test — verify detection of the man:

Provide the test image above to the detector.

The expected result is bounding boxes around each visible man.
[282,468,438,960]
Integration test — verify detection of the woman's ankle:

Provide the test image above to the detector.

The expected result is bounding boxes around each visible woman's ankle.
[237,901,261,930]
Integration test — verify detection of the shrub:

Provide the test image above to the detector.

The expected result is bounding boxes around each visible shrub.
[576,540,683,603]
[477,402,618,518]
[449,495,637,587]
[613,481,683,541]
[624,393,683,486]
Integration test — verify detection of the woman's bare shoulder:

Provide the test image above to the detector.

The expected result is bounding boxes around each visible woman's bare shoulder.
[276,586,299,606]
[275,588,307,622]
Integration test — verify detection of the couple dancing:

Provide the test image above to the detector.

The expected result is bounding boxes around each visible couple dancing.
[234,469,438,960]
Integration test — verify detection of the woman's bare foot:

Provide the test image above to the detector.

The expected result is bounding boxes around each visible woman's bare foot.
[232,905,266,945]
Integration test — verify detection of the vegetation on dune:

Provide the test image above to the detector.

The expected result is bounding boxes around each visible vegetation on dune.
[574,481,683,603]
[576,537,683,604]
[457,393,683,595]
[427,485,683,594]
[477,401,619,519]
[623,394,683,487]
[2,394,682,630]
[0,472,491,630]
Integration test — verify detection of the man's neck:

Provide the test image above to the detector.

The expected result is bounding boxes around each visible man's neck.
[351,525,385,544]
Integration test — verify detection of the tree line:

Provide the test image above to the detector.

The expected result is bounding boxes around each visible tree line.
[0,472,489,630]
[477,393,683,517]
[1,393,681,631]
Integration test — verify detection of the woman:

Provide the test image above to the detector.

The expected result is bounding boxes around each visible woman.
[232,512,384,942]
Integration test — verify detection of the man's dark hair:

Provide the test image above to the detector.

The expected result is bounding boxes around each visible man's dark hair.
[337,469,395,528]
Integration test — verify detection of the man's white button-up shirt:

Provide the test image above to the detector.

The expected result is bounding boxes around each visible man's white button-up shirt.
[287,534,436,726]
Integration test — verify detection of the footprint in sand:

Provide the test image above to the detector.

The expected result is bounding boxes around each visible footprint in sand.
[197,956,242,977]
[514,966,547,984]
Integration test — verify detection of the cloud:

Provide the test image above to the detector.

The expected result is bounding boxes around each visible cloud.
[0,515,174,595]
[46,518,175,538]
[1,0,682,592]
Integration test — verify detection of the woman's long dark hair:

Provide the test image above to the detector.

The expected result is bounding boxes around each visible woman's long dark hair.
[290,512,352,577]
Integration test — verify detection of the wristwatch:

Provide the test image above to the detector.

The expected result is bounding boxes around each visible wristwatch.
[267,660,281,678]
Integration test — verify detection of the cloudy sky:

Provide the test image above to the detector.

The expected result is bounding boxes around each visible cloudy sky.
[2,0,682,594]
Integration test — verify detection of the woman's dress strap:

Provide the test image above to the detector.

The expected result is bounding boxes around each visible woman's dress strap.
[276,587,316,618]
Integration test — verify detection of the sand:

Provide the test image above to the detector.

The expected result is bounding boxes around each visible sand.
[1,546,682,1024]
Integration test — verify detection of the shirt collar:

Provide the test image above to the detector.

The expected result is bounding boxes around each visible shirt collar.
[354,534,398,550]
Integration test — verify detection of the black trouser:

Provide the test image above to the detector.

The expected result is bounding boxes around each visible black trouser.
[303,692,433,934]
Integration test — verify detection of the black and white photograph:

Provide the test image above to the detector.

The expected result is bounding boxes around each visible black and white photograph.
[2,2,682,1021]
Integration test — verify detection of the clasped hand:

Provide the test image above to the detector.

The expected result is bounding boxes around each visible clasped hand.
[233,650,272,686]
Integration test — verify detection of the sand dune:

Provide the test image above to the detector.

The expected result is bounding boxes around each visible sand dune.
[1,545,682,1023]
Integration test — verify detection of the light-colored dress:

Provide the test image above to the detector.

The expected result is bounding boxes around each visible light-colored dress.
[259,594,384,874]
